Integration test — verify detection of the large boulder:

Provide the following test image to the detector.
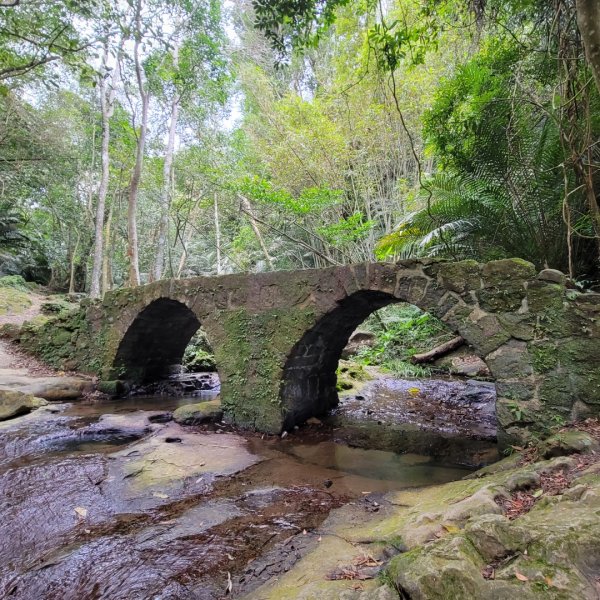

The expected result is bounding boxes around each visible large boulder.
[0,375,93,400]
[341,330,376,359]
[0,389,48,420]
[172,399,223,425]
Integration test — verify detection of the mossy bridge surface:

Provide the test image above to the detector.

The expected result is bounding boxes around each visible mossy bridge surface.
[22,258,600,440]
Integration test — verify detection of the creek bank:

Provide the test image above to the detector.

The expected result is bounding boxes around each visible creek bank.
[247,423,600,600]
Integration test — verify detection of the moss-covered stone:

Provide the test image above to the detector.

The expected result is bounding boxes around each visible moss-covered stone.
[172,400,223,425]
[436,260,482,294]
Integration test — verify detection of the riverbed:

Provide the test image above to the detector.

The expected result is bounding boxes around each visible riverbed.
[0,376,498,599]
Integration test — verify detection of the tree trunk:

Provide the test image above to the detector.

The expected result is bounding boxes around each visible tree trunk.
[90,40,121,299]
[238,194,274,270]
[102,199,114,294]
[127,0,149,288]
[152,44,180,282]
[576,0,600,95]
[68,231,80,295]
[411,336,465,364]
[214,192,222,275]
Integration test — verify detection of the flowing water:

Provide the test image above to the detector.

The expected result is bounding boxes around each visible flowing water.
[0,376,498,599]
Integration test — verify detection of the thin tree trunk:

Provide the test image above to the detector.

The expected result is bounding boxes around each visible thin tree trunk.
[90,40,121,298]
[238,194,274,270]
[577,0,600,96]
[127,0,149,287]
[214,192,222,275]
[102,199,114,294]
[68,231,81,295]
[152,44,180,282]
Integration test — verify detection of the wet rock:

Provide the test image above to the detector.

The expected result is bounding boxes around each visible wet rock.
[172,399,223,425]
[0,374,93,400]
[112,423,259,492]
[85,411,160,437]
[132,372,220,397]
[390,535,487,598]
[461,380,496,404]
[97,380,127,396]
[341,330,376,359]
[0,389,48,420]
[485,340,533,379]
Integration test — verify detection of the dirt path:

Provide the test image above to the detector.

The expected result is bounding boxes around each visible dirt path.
[0,292,58,376]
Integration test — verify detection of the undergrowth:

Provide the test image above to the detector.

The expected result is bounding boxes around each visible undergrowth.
[353,303,454,378]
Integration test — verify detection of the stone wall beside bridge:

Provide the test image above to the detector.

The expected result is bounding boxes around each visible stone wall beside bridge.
[19,258,600,443]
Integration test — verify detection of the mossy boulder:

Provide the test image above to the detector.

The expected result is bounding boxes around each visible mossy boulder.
[172,399,223,425]
[335,360,371,392]
[540,431,599,458]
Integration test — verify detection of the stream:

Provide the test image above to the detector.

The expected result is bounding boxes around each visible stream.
[0,374,498,599]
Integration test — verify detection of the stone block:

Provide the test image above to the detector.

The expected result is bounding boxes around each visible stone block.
[486,340,533,379]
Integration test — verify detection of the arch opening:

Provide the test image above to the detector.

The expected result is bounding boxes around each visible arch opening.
[113,298,203,382]
[281,291,497,443]
[281,290,399,428]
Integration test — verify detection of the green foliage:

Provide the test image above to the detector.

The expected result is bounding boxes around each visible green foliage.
[0,275,29,291]
[0,200,27,251]
[252,0,349,60]
[354,303,454,378]
[375,36,598,277]
[0,0,98,83]
[317,212,374,247]
[183,329,217,372]
[422,39,521,173]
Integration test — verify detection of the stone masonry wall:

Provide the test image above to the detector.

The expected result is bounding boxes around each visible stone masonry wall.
[18,258,600,442]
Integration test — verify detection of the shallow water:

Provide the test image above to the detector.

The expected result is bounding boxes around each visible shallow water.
[0,377,498,599]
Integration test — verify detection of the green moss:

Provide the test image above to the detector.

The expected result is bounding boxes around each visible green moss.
[529,342,559,373]
[0,287,31,316]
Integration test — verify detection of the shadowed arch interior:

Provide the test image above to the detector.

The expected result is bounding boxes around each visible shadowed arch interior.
[113,298,201,382]
[281,290,400,429]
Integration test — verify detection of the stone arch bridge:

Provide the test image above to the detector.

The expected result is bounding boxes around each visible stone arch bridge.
[24,259,600,440]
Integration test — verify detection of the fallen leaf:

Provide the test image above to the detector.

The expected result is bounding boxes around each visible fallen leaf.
[533,489,543,498]
[515,571,529,582]
[545,577,554,587]
[442,523,460,534]
[74,507,88,519]
[408,387,420,396]
[153,492,169,499]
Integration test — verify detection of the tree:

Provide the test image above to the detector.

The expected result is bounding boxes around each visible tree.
[90,30,124,298]
[0,0,97,82]
[576,0,600,95]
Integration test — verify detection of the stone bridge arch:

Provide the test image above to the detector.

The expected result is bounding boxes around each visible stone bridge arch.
[112,298,202,381]
[278,261,509,430]
[30,258,600,443]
